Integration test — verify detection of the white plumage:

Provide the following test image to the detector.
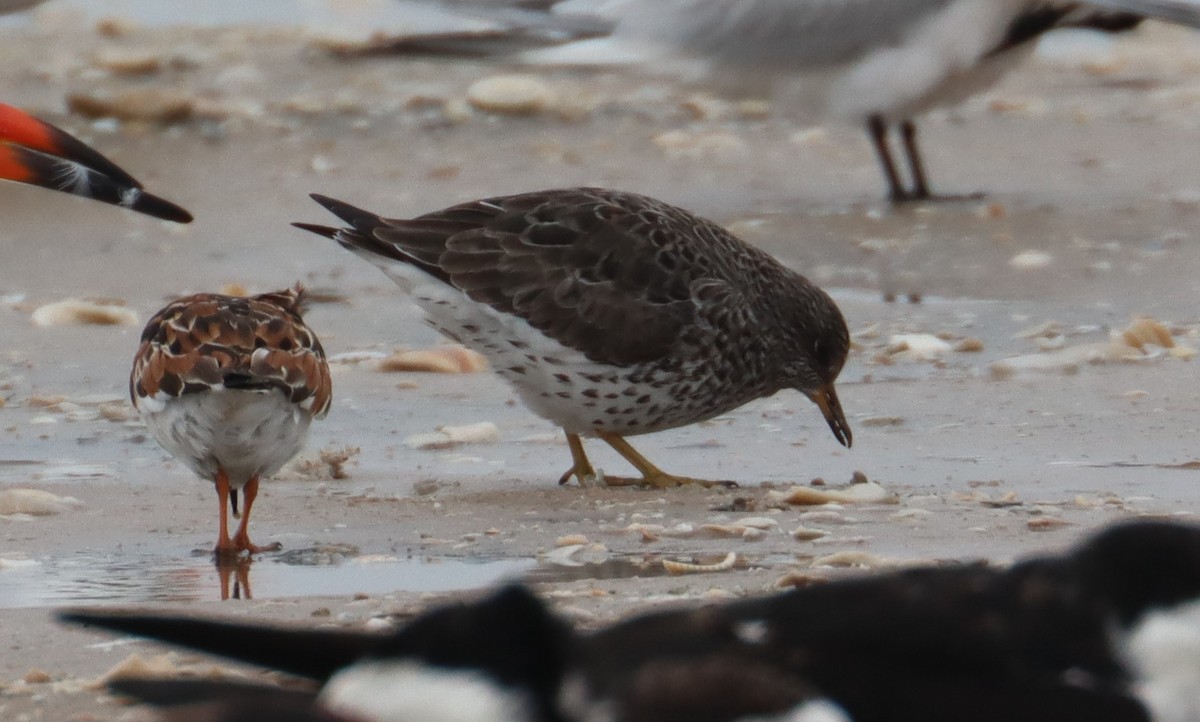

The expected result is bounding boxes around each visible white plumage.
[432,0,1200,200]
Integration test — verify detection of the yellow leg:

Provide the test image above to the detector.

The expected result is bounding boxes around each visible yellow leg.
[599,432,736,488]
[558,432,599,486]
[557,431,737,489]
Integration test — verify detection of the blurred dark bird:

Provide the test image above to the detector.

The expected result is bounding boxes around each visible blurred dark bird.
[293,187,851,489]
[61,520,1200,721]
[0,102,192,222]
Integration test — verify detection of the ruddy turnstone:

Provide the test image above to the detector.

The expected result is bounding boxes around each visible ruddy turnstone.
[62,520,1200,722]
[293,187,851,489]
[395,0,1200,202]
[130,286,332,558]
[0,103,192,222]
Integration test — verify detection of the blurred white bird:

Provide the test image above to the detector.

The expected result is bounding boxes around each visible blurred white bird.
[397,0,1200,201]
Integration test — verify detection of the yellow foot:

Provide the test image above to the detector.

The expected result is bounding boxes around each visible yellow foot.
[605,472,738,489]
[557,431,738,489]
[558,467,736,489]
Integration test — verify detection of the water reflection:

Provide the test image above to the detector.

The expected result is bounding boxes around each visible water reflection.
[0,549,534,608]
[216,557,253,600]
[0,549,798,608]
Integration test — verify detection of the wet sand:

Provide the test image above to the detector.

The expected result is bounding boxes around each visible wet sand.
[2,6,1200,718]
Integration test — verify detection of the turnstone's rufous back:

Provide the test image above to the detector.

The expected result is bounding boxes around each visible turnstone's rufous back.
[131,286,332,558]
[295,188,850,488]
[0,103,192,222]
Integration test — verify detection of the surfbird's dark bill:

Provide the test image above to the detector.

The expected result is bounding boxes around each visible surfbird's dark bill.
[294,187,851,488]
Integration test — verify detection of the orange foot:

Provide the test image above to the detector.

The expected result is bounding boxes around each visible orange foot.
[214,473,282,559]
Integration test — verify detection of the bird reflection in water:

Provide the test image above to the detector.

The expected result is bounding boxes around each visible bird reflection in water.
[215,557,254,601]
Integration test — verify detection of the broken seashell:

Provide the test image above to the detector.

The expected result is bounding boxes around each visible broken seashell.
[440,422,500,444]
[376,346,488,373]
[288,446,360,480]
[662,552,737,575]
[698,524,745,538]
[810,551,893,568]
[1122,318,1174,351]
[0,489,84,516]
[774,571,829,589]
[1014,321,1063,340]
[68,89,195,124]
[93,48,163,76]
[543,544,587,567]
[886,333,952,360]
[737,516,780,530]
[31,299,138,327]
[1027,517,1072,531]
[861,416,904,427]
[775,480,896,506]
[466,74,555,115]
[89,653,211,689]
[1009,250,1053,269]
[404,422,499,449]
[791,526,830,541]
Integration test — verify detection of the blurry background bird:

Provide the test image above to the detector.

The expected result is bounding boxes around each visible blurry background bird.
[0,102,192,221]
[385,0,1200,201]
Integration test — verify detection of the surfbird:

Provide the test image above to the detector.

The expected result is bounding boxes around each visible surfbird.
[130,286,332,558]
[0,102,191,221]
[294,187,850,488]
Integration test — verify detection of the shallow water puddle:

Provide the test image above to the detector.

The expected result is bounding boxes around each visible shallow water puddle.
[0,549,782,607]
[0,551,534,608]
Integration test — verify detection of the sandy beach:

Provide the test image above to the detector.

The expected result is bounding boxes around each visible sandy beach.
[2,2,1200,718]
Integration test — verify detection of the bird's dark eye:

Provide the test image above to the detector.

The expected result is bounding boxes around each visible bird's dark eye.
[812,338,838,370]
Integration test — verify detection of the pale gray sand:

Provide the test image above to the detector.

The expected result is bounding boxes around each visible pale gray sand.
[1,5,1199,718]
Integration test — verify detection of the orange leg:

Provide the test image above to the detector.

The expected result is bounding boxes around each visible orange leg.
[231,476,281,555]
[213,468,239,559]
